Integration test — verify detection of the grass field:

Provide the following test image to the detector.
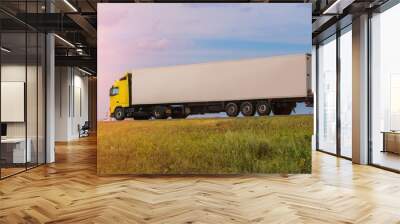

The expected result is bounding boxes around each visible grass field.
[97,115,312,175]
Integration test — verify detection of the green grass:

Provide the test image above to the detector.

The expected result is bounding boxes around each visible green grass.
[97,115,312,175]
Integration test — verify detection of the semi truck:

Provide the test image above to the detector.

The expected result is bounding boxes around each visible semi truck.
[109,54,312,120]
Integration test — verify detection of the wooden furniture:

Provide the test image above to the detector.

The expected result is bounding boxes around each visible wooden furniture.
[382,131,400,154]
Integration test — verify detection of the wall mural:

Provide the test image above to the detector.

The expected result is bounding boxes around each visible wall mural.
[97,3,313,174]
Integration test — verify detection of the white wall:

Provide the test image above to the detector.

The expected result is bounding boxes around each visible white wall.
[55,67,89,141]
[55,67,69,141]
[1,65,40,138]
[1,65,26,133]
[71,72,89,138]
[1,63,46,164]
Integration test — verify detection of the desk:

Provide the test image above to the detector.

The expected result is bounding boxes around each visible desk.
[1,138,31,164]
[382,131,400,154]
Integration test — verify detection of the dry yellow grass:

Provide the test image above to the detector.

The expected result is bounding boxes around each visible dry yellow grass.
[97,115,312,175]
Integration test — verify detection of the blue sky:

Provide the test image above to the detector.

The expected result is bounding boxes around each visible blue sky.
[98,3,312,118]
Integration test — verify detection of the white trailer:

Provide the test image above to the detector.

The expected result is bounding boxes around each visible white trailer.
[109,54,312,120]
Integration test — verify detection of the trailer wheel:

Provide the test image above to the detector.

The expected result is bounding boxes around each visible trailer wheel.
[272,102,295,115]
[240,101,255,116]
[256,101,271,116]
[225,102,239,117]
[114,107,125,121]
[153,106,168,119]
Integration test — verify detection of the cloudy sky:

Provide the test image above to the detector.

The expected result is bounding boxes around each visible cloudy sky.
[97,4,311,119]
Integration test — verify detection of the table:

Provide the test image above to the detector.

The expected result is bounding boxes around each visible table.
[1,138,32,164]
[382,131,400,154]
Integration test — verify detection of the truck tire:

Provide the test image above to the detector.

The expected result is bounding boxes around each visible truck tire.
[114,107,125,121]
[225,102,239,117]
[240,101,255,116]
[256,101,271,116]
[153,106,168,119]
[272,102,295,115]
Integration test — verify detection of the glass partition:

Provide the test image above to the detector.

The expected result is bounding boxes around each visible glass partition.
[1,31,28,177]
[370,3,400,171]
[317,35,337,154]
[339,26,352,158]
[27,31,38,169]
[0,2,46,179]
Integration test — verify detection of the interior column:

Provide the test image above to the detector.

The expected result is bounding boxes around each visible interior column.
[352,14,369,164]
[46,1,55,163]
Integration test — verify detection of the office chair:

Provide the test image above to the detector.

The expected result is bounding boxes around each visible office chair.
[79,121,90,138]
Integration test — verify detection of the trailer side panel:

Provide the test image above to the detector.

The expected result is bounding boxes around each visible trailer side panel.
[131,54,309,105]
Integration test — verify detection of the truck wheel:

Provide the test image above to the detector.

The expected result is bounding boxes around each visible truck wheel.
[272,102,295,115]
[256,101,271,116]
[225,102,239,117]
[240,101,255,116]
[114,107,125,120]
[153,106,168,119]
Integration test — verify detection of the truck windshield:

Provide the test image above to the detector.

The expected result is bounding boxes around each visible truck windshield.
[109,87,119,96]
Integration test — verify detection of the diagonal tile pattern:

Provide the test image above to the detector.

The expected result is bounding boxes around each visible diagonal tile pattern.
[0,136,400,223]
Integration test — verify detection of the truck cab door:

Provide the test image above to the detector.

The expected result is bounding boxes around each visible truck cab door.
[109,75,130,115]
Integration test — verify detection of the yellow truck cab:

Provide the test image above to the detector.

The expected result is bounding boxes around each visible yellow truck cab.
[109,73,131,119]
